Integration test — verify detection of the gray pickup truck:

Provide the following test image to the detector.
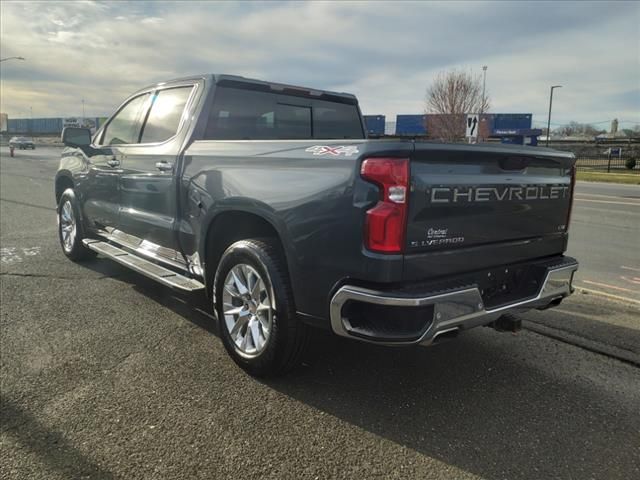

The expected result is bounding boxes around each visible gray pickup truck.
[56,74,578,376]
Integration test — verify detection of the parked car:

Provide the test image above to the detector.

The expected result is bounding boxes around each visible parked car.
[55,74,579,376]
[9,136,35,149]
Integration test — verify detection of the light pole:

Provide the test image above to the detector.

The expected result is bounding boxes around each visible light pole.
[0,56,26,62]
[546,85,562,147]
[82,99,85,119]
[480,65,488,142]
[481,65,488,113]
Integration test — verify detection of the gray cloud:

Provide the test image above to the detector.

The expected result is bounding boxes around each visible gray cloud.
[1,0,638,128]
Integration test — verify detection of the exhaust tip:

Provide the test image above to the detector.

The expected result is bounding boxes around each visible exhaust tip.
[537,297,563,311]
[432,327,460,344]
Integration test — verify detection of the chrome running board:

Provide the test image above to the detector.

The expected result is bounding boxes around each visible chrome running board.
[82,239,205,292]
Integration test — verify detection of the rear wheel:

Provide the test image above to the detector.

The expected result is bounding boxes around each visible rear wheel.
[57,189,95,261]
[214,238,308,376]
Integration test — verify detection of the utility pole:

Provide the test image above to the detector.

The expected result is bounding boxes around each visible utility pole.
[480,65,488,142]
[29,107,33,135]
[481,66,488,113]
[546,85,562,147]
[82,99,85,119]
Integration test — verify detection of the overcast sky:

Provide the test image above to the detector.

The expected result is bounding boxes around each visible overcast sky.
[1,0,638,129]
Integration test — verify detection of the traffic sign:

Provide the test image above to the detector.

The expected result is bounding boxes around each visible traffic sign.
[466,114,479,138]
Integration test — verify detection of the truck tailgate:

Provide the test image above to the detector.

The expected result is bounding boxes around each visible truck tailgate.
[404,144,575,279]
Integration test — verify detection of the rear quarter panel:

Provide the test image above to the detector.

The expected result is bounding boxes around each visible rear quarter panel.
[179,140,412,319]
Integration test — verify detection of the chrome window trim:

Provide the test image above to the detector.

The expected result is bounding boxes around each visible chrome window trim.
[93,82,200,149]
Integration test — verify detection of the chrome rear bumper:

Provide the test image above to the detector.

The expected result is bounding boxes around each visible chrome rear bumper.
[330,261,578,346]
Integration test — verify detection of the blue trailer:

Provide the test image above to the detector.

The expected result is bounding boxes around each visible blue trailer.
[395,114,427,136]
[363,115,385,136]
[493,114,532,131]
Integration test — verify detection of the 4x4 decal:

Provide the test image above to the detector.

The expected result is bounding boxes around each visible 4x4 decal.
[305,145,360,156]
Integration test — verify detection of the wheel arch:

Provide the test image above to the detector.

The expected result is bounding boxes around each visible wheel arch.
[54,173,74,205]
[201,209,294,296]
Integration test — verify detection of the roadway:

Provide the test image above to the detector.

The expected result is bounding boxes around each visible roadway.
[1,146,639,480]
[569,181,640,303]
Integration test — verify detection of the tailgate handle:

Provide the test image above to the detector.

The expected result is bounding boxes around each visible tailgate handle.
[499,156,531,171]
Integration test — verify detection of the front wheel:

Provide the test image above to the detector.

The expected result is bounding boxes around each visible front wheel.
[57,189,95,261]
[214,238,308,376]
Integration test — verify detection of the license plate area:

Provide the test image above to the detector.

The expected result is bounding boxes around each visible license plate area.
[479,264,546,308]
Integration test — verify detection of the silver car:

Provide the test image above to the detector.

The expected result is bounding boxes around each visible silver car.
[9,136,35,149]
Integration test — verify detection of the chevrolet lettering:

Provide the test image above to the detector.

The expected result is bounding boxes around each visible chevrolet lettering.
[429,185,570,204]
[55,74,579,376]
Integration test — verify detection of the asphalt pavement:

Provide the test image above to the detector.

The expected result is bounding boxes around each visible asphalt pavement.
[569,181,640,303]
[1,146,639,479]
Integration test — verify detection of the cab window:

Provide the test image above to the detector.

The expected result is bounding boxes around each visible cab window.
[101,93,150,146]
[140,86,193,144]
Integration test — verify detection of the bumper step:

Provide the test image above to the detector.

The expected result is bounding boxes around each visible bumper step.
[82,240,205,292]
[330,258,578,346]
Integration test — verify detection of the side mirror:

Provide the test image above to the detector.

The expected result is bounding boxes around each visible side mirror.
[62,127,91,147]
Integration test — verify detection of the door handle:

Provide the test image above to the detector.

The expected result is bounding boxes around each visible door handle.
[107,158,120,167]
[155,161,174,172]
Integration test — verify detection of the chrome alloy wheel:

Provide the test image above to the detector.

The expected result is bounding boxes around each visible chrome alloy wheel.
[59,200,77,252]
[222,264,274,357]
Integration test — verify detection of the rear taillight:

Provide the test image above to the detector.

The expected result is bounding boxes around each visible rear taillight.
[360,157,409,253]
[566,164,577,228]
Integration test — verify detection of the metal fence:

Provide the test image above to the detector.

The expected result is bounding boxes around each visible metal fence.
[575,154,639,174]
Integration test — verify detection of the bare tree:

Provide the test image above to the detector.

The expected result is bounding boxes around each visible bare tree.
[425,69,490,141]
[554,121,603,138]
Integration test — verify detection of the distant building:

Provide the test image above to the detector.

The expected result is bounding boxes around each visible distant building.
[595,118,629,141]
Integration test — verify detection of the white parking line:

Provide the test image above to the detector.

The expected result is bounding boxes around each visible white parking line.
[581,279,638,294]
[621,266,640,273]
[576,287,640,306]
[575,193,640,200]
[0,246,42,264]
[574,198,640,207]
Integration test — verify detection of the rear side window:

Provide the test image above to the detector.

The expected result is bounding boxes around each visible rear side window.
[314,104,364,139]
[204,86,363,140]
[101,93,150,145]
[140,86,193,143]
[275,104,311,139]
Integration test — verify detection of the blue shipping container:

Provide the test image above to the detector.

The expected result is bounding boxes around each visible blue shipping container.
[395,114,427,136]
[7,119,28,133]
[493,113,532,132]
[31,118,63,134]
[363,115,385,136]
[6,117,92,134]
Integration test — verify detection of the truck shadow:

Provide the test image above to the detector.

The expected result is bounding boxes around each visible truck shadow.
[81,260,639,480]
[269,331,638,479]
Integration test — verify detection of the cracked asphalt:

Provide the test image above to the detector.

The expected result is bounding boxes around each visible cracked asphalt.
[1,146,639,479]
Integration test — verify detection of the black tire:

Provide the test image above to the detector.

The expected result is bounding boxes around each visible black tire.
[57,189,96,261]
[214,238,308,377]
